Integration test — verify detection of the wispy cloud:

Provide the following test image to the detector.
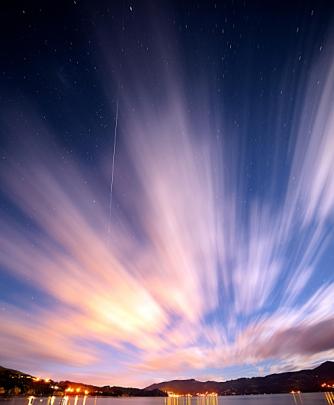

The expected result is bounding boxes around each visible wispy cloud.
[0,25,334,387]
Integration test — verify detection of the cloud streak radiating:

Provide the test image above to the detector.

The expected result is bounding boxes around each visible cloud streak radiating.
[1,12,334,387]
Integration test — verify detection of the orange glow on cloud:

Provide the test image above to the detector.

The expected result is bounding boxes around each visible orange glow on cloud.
[1,23,334,387]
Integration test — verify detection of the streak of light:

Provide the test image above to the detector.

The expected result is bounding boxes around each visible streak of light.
[108,99,119,239]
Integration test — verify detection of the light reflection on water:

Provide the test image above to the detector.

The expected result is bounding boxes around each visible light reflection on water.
[165,395,218,405]
[324,392,334,404]
[0,393,333,405]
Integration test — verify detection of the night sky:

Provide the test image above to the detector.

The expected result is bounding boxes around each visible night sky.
[1,0,334,388]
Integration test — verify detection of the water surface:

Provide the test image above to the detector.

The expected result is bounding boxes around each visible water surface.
[1,393,333,405]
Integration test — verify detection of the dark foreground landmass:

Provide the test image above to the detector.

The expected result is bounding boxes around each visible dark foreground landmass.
[145,361,334,395]
[1,361,334,397]
[0,366,166,397]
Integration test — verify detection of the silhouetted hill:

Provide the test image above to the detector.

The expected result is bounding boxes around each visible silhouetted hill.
[145,361,334,395]
[314,361,334,375]
[0,366,167,397]
[1,362,333,397]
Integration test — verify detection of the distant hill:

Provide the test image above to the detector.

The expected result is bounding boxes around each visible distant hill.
[1,361,334,397]
[0,366,166,397]
[145,361,334,395]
